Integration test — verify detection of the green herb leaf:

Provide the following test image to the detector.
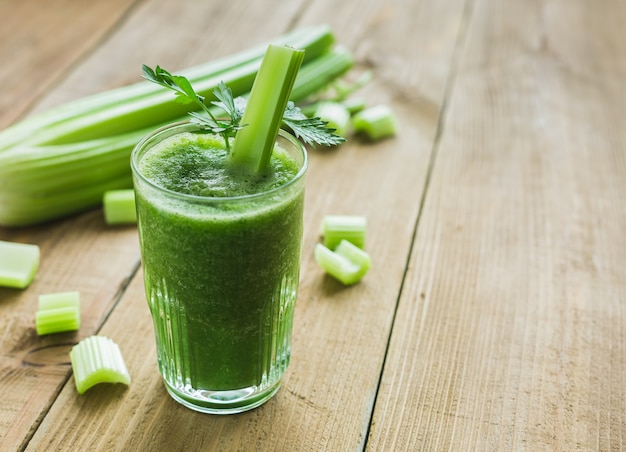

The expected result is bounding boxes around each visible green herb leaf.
[142,65,346,151]
[142,65,244,149]
[142,65,204,106]
[211,81,245,125]
[282,102,346,147]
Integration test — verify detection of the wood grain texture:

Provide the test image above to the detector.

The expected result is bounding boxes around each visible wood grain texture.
[0,0,139,129]
[0,1,140,449]
[28,0,306,115]
[5,0,466,450]
[4,0,624,449]
[367,0,626,450]
[0,212,141,451]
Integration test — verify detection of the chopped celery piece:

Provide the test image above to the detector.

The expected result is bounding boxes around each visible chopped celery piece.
[314,102,351,138]
[352,105,398,140]
[70,336,131,394]
[333,70,373,101]
[335,240,372,268]
[230,44,305,173]
[36,307,79,335]
[103,189,136,225]
[342,97,367,115]
[314,240,371,285]
[36,291,81,335]
[0,240,40,289]
[321,215,367,250]
[38,290,80,310]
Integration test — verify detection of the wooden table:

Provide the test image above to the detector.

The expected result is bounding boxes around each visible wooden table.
[2,0,625,450]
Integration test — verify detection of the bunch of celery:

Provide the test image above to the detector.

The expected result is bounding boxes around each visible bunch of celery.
[0,25,353,226]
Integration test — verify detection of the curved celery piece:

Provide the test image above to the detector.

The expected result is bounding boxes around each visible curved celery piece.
[0,240,40,289]
[342,97,367,115]
[314,240,371,285]
[36,291,81,335]
[103,189,137,225]
[70,336,131,394]
[352,105,398,140]
[321,215,367,250]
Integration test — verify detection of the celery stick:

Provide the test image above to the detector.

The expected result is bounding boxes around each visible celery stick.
[36,291,80,335]
[0,240,40,289]
[36,307,81,335]
[0,26,334,151]
[38,291,80,310]
[314,240,371,285]
[1,141,136,194]
[0,173,133,227]
[36,308,80,335]
[333,70,373,101]
[342,97,367,115]
[2,46,352,190]
[314,102,351,138]
[335,240,371,269]
[70,336,131,394]
[0,28,354,227]
[103,189,136,225]
[230,45,305,173]
[321,215,367,249]
[32,64,257,146]
[290,46,354,102]
[352,105,398,140]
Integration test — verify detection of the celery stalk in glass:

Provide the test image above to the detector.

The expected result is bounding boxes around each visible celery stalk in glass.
[230,45,305,174]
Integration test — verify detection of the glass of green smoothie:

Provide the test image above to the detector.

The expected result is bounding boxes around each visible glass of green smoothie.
[131,121,307,414]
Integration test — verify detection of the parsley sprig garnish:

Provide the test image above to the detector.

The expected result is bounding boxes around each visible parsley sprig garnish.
[142,65,244,150]
[142,64,345,150]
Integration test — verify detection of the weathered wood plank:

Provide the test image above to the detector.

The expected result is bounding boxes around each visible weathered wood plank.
[368,0,626,450]
[0,1,141,448]
[0,0,138,129]
[28,0,306,115]
[0,0,306,449]
[0,212,141,451]
[20,0,467,450]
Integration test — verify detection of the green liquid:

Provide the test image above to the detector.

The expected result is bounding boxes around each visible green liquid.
[134,130,304,409]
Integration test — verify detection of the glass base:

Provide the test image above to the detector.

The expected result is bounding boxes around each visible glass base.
[163,378,282,415]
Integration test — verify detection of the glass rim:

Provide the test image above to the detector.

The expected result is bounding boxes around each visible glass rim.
[130,121,308,203]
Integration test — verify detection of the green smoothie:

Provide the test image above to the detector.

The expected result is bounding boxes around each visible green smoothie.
[131,123,306,413]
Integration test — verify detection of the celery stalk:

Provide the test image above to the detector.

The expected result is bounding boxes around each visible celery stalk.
[36,307,81,335]
[290,46,354,102]
[0,173,133,226]
[0,26,334,151]
[0,132,141,192]
[0,240,40,288]
[39,291,80,310]
[36,291,80,335]
[314,240,371,285]
[342,97,367,115]
[0,27,354,226]
[230,45,305,173]
[321,215,367,249]
[103,189,136,225]
[70,336,131,394]
[314,102,351,138]
[352,105,398,140]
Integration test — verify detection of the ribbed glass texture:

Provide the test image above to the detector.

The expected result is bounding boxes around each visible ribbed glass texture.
[132,122,307,414]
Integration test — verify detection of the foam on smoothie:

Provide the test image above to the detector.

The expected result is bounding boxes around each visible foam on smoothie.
[139,132,300,198]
